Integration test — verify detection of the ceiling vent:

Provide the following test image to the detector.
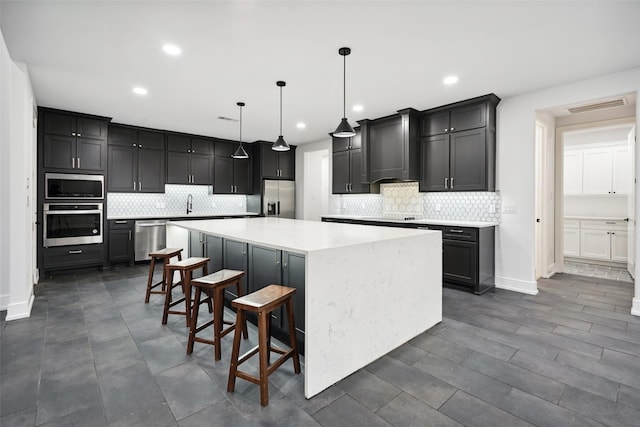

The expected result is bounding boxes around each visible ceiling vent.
[567,97,627,114]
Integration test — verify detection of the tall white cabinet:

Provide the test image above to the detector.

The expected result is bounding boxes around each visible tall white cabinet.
[564,143,630,196]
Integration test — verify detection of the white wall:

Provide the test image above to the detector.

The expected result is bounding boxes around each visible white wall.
[295,138,332,220]
[0,28,37,319]
[496,67,640,298]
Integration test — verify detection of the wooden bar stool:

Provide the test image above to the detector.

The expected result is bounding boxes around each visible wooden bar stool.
[144,248,183,303]
[227,284,301,406]
[162,257,210,327]
[188,270,249,360]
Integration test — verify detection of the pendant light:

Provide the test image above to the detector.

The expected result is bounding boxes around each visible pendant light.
[272,80,290,151]
[232,102,249,159]
[333,47,356,138]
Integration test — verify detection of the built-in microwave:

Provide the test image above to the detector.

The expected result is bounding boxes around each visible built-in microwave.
[43,203,103,247]
[45,173,104,200]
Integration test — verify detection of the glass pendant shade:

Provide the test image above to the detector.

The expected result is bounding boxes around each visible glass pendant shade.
[231,101,249,159]
[333,118,356,137]
[273,81,290,151]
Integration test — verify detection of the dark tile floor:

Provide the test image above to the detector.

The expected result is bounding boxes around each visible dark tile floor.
[1,266,639,426]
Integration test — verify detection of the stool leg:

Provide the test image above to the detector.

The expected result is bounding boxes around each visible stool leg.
[187,286,202,354]
[258,310,270,406]
[161,258,169,293]
[227,309,245,393]
[213,286,223,361]
[286,299,301,374]
[144,257,156,303]
[162,265,173,325]
[236,281,248,339]
[184,271,192,327]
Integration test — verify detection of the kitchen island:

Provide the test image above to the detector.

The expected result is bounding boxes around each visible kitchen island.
[166,217,442,398]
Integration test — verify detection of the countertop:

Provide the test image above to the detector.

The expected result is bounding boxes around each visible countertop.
[168,217,437,254]
[564,216,627,221]
[107,212,259,220]
[321,214,498,228]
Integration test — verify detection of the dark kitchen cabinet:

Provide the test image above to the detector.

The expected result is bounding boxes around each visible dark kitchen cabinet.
[359,108,420,183]
[166,134,213,185]
[419,94,499,192]
[108,219,134,264]
[190,231,223,279]
[281,251,305,347]
[41,110,110,172]
[255,142,296,179]
[223,239,248,302]
[42,244,105,272]
[107,126,165,193]
[332,132,371,194]
[212,141,252,194]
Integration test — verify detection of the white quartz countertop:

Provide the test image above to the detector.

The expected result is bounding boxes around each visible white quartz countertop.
[322,214,498,228]
[564,216,627,221]
[168,217,437,254]
[108,212,259,220]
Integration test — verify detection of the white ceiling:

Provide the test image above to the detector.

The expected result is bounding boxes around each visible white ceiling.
[1,1,639,145]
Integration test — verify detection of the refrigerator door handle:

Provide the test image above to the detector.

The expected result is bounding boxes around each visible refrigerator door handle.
[277,201,280,215]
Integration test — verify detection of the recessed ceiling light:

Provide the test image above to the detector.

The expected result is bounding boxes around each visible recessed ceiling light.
[296,122,306,129]
[132,86,148,96]
[162,44,182,56]
[352,104,364,112]
[443,75,459,85]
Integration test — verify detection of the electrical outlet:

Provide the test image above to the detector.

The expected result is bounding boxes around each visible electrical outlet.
[489,204,496,213]
[361,203,366,209]
[211,201,217,208]
[435,203,441,212]
[155,202,165,209]
[341,201,347,209]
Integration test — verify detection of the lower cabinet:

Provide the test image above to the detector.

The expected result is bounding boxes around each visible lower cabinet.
[564,218,627,263]
[189,231,223,278]
[222,239,248,301]
[108,220,134,264]
[43,244,105,272]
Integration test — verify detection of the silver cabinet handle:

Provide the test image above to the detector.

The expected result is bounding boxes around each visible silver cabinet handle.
[450,127,455,131]
[115,220,128,224]
[139,144,142,148]
[77,133,82,137]
[71,132,76,136]
[133,143,137,147]
[77,158,80,168]
[444,128,448,132]
[444,177,448,189]
[68,250,83,254]
[133,182,136,191]
[128,230,132,240]
[451,177,454,189]
[72,157,75,168]
[139,181,141,191]
[450,229,464,233]
[605,221,616,224]
[283,262,288,268]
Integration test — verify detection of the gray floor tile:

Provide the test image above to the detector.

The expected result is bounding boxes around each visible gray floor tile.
[38,404,107,427]
[409,332,473,363]
[376,392,463,427]
[108,402,178,427]
[137,334,191,374]
[91,334,145,374]
[514,325,603,359]
[617,383,640,411]
[178,400,252,427]
[439,390,534,427]
[0,408,36,427]
[386,341,426,365]
[336,369,401,412]
[0,366,39,416]
[559,387,640,427]
[313,394,391,427]
[86,315,130,343]
[432,322,518,361]
[552,324,640,357]
[556,349,640,389]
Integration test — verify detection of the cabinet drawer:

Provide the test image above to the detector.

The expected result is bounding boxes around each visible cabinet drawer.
[109,219,134,229]
[43,244,105,270]
[442,227,477,242]
[564,219,580,229]
[580,219,626,231]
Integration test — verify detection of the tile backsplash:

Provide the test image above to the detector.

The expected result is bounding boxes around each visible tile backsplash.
[107,184,247,217]
[333,182,501,222]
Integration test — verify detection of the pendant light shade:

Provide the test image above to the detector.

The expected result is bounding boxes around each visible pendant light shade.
[232,102,249,159]
[272,80,290,151]
[334,47,356,138]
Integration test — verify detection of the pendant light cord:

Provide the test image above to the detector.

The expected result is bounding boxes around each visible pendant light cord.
[239,104,243,146]
[343,53,347,118]
[280,86,283,135]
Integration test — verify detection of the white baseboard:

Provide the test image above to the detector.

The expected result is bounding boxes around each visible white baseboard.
[5,293,35,321]
[0,293,9,311]
[632,298,640,317]
[495,276,539,295]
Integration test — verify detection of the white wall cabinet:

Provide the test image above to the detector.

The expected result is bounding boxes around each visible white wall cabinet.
[566,218,627,263]
[564,144,629,196]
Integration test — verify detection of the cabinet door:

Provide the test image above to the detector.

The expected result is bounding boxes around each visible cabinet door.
[44,113,75,136]
[419,134,449,192]
[76,117,108,140]
[205,235,224,279]
[563,227,580,257]
[166,151,190,184]
[248,245,283,327]
[332,136,351,152]
[223,239,248,302]
[450,102,486,132]
[260,144,280,178]
[580,229,610,260]
[167,134,190,152]
[450,128,486,191]
[278,150,295,179]
[189,231,204,257]
[582,148,613,195]
[332,151,350,194]
[138,148,165,192]
[610,230,627,262]
[233,158,252,194]
[191,153,212,185]
[349,149,369,194]
[563,151,583,195]
[108,228,133,263]
[368,116,403,182]
[138,130,165,150]
[109,126,136,146]
[282,251,305,339]
[443,240,478,287]
[191,138,212,155]
[420,110,449,136]
[613,146,631,195]
[76,137,106,171]
[43,134,75,169]
[107,144,136,192]
[213,156,234,194]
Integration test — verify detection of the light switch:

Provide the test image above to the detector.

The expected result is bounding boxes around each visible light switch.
[489,204,496,213]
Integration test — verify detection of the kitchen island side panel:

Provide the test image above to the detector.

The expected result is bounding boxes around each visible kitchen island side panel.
[304,231,442,397]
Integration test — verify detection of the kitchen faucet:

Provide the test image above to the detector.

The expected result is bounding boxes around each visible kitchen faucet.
[186,194,193,214]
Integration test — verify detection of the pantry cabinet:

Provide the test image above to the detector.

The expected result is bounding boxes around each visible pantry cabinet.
[564,144,630,196]
[564,218,627,263]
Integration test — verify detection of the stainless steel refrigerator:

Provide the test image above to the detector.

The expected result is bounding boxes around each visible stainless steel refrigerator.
[263,180,295,218]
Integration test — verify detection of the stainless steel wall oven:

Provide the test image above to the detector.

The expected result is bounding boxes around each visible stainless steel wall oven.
[43,203,103,247]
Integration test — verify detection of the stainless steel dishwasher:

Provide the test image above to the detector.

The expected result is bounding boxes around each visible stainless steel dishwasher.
[134,219,167,261]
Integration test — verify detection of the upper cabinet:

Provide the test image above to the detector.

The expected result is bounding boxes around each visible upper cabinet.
[419,94,500,192]
[166,134,213,185]
[332,131,371,194]
[564,143,630,196]
[212,140,253,194]
[254,142,296,180]
[107,125,166,193]
[40,109,110,172]
[359,108,420,183]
